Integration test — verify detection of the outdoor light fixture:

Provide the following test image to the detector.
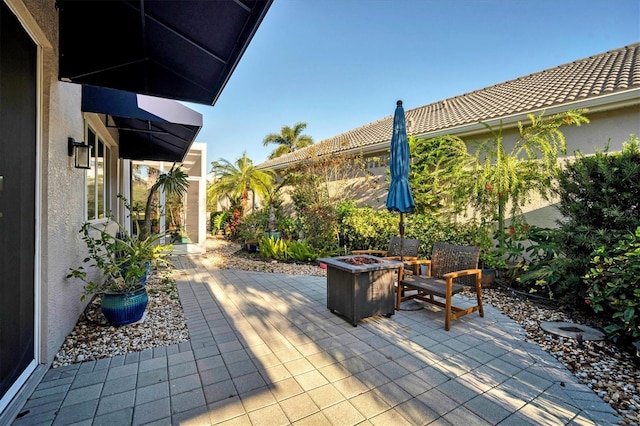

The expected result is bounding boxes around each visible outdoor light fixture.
[68,137,91,169]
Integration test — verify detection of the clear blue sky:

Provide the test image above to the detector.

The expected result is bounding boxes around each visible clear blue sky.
[184,0,640,171]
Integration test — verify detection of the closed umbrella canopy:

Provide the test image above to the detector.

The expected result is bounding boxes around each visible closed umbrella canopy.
[386,100,415,214]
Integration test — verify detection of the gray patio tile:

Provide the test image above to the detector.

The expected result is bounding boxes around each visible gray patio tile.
[29,383,71,400]
[93,358,112,371]
[12,410,57,425]
[246,401,289,425]
[349,390,391,419]
[137,366,169,388]
[101,374,137,397]
[395,397,440,424]
[238,387,277,413]
[203,379,237,404]
[37,375,74,390]
[227,359,258,378]
[278,393,320,423]
[193,345,220,360]
[105,362,138,381]
[434,378,482,405]
[132,397,171,426]
[442,405,492,425]
[136,381,170,405]
[152,346,167,359]
[416,387,459,417]
[108,354,125,368]
[465,393,512,424]
[52,399,99,425]
[96,389,135,415]
[321,400,365,426]
[171,405,211,425]
[167,350,194,366]
[368,407,414,426]
[138,356,167,373]
[138,349,154,362]
[199,365,231,387]
[169,373,202,396]
[61,383,102,407]
[170,388,206,414]
[233,371,267,395]
[371,381,412,408]
[124,351,140,365]
[93,407,134,426]
[168,360,198,379]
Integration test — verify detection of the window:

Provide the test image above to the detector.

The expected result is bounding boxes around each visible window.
[86,127,111,220]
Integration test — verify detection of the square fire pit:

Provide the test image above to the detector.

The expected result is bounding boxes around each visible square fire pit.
[318,255,403,326]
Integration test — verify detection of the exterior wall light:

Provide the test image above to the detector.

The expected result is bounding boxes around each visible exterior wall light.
[68,137,90,169]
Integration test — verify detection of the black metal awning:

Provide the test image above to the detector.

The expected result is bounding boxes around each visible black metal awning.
[58,0,272,106]
[82,85,203,162]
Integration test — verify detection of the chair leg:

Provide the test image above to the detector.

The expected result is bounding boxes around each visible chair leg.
[476,272,484,318]
[445,278,452,331]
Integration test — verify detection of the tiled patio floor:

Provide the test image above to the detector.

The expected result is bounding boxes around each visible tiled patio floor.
[13,254,619,425]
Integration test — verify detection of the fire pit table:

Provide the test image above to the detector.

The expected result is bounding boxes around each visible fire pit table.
[318,255,403,326]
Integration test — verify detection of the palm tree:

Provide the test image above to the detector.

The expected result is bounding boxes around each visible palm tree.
[140,163,189,239]
[263,122,314,159]
[208,151,275,214]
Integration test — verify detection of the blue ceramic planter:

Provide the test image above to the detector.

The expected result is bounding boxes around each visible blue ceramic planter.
[101,286,148,326]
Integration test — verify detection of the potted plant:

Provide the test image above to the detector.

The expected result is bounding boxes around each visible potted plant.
[67,218,172,326]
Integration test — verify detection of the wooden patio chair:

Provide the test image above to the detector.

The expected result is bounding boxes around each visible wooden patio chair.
[397,242,484,330]
[352,236,421,261]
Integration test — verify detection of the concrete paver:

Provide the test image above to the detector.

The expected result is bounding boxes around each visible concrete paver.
[12,254,620,425]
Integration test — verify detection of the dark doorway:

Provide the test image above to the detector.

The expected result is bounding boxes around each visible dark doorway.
[0,2,37,404]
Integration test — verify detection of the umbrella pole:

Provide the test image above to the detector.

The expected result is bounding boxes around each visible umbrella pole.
[399,212,404,261]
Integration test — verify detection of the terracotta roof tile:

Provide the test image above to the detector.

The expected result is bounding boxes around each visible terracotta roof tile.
[259,43,640,170]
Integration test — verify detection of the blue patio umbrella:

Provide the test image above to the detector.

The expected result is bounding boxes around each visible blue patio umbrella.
[386,100,415,259]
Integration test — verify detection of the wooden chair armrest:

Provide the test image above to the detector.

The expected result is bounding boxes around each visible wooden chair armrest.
[352,249,387,256]
[403,259,431,275]
[384,256,418,261]
[442,269,481,279]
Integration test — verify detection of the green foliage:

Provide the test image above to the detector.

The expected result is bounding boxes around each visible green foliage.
[507,226,566,297]
[210,210,230,234]
[288,240,319,262]
[141,164,189,240]
[409,135,473,218]
[259,236,289,261]
[263,122,314,160]
[337,206,490,259]
[236,209,269,242]
[585,227,640,343]
[554,135,640,303]
[338,206,398,253]
[209,151,275,213]
[468,110,589,253]
[301,204,339,256]
[67,218,172,301]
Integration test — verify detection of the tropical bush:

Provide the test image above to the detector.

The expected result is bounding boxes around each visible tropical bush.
[259,236,289,261]
[553,135,640,303]
[584,227,640,343]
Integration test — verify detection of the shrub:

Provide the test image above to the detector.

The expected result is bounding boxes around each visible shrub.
[554,135,640,303]
[288,240,318,262]
[584,227,640,343]
[259,236,289,261]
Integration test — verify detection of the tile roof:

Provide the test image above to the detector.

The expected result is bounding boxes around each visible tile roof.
[258,43,640,170]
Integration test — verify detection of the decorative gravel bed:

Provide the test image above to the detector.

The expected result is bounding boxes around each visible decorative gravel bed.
[54,236,639,424]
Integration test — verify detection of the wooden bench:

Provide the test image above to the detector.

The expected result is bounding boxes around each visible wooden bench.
[397,242,484,331]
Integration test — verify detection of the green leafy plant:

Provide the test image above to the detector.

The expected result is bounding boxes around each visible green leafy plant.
[554,135,640,303]
[585,227,640,343]
[67,218,172,301]
[468,110,589,254]
[288,240,318,262]
[259,236,289,261]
